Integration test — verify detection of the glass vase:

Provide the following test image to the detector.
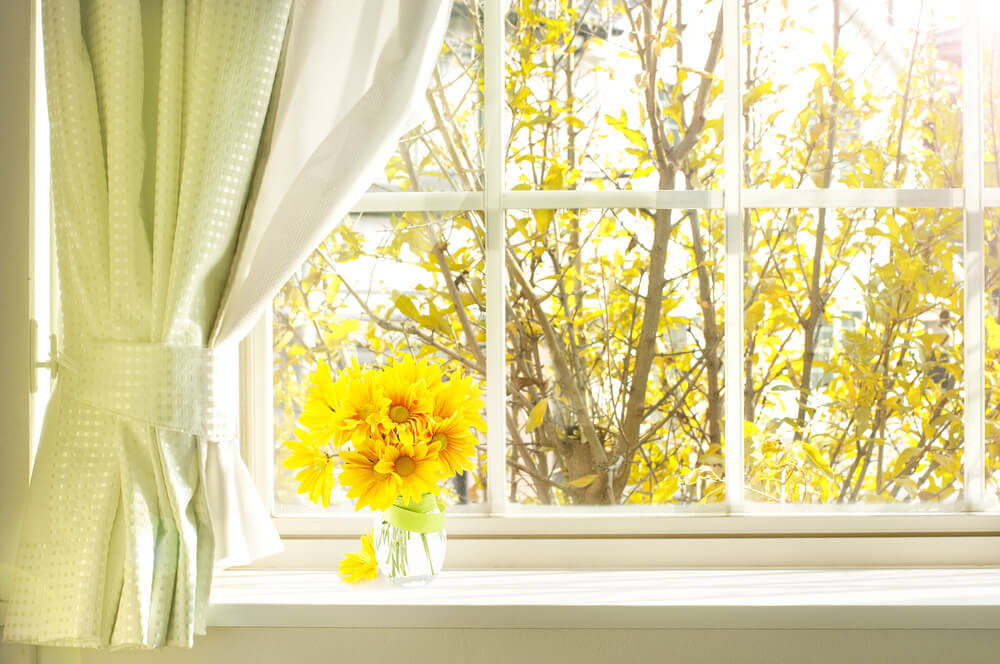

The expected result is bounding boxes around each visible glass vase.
[372,493,446,586]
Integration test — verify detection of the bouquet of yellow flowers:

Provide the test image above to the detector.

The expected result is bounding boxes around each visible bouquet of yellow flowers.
[283,355,484,584]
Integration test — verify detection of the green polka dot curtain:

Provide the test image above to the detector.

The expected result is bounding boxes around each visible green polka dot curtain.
[4,0,290,648]
[4,0,452,650]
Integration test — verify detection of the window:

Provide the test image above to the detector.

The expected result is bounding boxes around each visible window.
[245,0,1000,563]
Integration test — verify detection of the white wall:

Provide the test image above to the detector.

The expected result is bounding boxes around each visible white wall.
[0,0,32,599]
[35,627,1000,664]
[0,2,34,663]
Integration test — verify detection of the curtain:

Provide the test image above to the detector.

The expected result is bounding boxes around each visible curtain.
[4,0,290,649]
[211,0,452,345]
[5,0,452,650]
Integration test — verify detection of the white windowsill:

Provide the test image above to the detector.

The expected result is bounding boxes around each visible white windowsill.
[208,568,1000,630]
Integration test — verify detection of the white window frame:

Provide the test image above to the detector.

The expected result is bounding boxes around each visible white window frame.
[241,0,1000,568]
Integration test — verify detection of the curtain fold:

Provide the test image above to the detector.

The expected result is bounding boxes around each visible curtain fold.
[211,0,453,345]
[5,0,290,648]
[6,0,451,650]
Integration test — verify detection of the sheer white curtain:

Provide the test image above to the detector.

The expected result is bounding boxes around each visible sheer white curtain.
[5,0,450,650]
[206,0,452,573]
[213,0,452,345]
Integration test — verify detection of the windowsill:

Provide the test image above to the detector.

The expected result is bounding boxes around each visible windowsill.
[208,568,1000,630]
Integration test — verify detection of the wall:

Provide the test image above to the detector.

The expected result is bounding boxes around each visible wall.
[0,0,32,599]
[0,1,33,663]
[35,627,1000,664]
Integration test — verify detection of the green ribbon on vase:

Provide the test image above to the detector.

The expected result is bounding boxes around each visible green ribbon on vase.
[383,493,445,534]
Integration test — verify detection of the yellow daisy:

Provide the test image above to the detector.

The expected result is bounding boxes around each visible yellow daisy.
[388,354,444,389]
[328,360,392,446]
[295,361,340,442]
[338,531,377,583]
[427,414,478,477]
[374,432,443,504]
[338,437,401,511]
[282,439,335,507]
[379,362,435,436]
[433,371,486,432]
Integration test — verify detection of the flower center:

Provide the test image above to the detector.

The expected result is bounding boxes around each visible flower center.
[395,456,416,477]
[389,404,411,423]
[358,404,376,419]
[430,432,448,446]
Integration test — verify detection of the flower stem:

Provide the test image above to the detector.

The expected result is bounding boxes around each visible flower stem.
[421,533,434,576]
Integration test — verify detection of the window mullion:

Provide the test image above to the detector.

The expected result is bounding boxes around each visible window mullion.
[350,191,484,213]
[741,188,963,209]
[485,0,506,514]
[502,189,719,209]
[723,0,745,512]
[962,0,986,509]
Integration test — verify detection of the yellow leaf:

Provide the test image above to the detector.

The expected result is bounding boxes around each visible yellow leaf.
[568,473,598,488]
[395,295,420,321]
[404,228,434,253]
[511,86,531,106]
[987,316,1000,349]
[802,443,835,479]
[525,398,548,432]
[543,164,565,190]
[534,209,554,234]
[605,110,647,150]
[325,277,341,302]
[930,452,960,475]
[894,477,919,498]
[745,300,765,329]
[893,447,922,476]
[743,81,774,106]
[324,319,360,345]
[652,476,679,502]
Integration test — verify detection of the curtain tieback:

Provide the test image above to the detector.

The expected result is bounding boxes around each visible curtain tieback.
[58,339,235,441]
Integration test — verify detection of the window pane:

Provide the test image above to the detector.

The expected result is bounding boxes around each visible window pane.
[744,208,964,504]
[506,208,724,505]
[987,208,1000,498]
[273,210,487,510]
[369,2,483,193]
[746,1,961,189]
[505,0,723,191]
